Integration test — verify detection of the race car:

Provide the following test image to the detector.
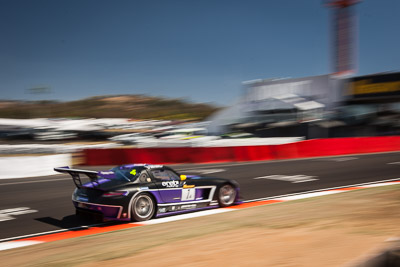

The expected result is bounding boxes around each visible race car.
[54,164,240,222]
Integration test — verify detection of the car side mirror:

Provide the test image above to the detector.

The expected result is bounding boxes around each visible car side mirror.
[180,175,187,181]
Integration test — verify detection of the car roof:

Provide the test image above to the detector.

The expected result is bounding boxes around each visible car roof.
[121,164,165,169]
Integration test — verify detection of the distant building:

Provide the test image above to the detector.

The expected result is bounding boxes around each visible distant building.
[344,72,400,103]
[208,72,400,137]
[207,74,345,135]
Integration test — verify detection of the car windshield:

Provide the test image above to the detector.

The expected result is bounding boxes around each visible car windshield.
[110,166,145,182]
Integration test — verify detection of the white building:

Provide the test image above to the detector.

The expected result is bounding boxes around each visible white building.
[208,74,346,135]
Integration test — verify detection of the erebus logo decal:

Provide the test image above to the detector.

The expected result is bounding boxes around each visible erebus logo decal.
[162,180,179,188]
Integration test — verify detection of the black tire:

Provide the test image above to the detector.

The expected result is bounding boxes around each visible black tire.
[217,184,237,207]
[131,193,156,221]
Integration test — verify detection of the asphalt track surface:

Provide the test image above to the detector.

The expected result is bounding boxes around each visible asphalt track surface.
[1,151,400,241]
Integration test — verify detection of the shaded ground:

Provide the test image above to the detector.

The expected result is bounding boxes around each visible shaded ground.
[1,185,400,266]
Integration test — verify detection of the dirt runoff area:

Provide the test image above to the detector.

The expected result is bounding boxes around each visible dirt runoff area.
[1,185,400,267]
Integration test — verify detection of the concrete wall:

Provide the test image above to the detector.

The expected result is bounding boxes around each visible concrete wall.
[0,154,72,179]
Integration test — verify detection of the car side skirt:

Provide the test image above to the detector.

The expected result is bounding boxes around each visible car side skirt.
[128,186,217,219]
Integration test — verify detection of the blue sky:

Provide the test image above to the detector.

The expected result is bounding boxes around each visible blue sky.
[0,0,399,106]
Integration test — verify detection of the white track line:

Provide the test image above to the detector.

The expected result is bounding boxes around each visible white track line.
[138,209,233,225]
[245,177,400,203]
[0,241,43,250]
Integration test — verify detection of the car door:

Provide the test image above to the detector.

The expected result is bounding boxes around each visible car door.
[150,168,193,203]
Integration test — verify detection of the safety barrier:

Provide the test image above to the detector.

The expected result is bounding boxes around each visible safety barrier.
[83,136,400,165]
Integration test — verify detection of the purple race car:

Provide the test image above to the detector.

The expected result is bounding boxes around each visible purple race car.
[54,164,240,222]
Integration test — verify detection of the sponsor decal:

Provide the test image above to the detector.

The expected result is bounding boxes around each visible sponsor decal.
[140,187,149,190]
[181,204,196,210]
[100,171,114,175]
[210,200,219,206]
[147,165,163,169]
[350,80,400,95]
[183,184,195,188]
[158,207,167,213]
[99,171,116,179]
[181,188,196,201]
[162,180,179,188]
[130,169,137,175]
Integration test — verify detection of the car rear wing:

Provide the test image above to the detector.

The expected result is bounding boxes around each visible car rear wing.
[54,166,99,189]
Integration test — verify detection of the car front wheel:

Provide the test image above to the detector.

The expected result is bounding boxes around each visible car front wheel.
[217,184,237,207]
[131,193,155,221]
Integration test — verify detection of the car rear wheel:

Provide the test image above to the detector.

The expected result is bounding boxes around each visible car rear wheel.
[217,184,237,207]
[131,193,155,221]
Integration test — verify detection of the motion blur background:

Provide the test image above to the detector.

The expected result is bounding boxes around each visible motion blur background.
[2,2,400,265]
[0,0,399,165]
